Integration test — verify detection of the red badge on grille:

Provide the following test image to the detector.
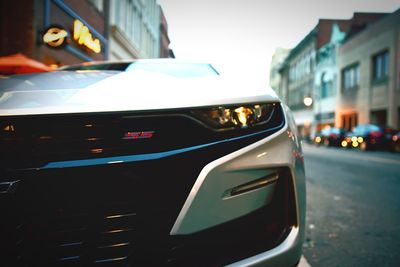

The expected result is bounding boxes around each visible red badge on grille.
[123,131,155,140]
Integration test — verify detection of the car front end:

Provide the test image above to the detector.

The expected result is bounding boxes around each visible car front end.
[0,61,305,266]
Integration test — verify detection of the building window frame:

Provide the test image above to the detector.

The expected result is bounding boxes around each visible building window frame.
[341,63,359,92]
[87,0,104,13]
[320,72,334,99]
[372,50,389,85]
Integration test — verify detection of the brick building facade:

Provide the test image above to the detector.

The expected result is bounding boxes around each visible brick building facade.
[0,0,108,67]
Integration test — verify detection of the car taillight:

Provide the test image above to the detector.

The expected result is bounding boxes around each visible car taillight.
[330,133,338,138]
[370,131,382,138]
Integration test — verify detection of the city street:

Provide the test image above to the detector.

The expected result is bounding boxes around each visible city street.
[302,143,400,267]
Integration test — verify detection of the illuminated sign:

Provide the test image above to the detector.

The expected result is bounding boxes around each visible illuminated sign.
[43,26,68,48]
[73,20,101,53]
[42,20,102,54]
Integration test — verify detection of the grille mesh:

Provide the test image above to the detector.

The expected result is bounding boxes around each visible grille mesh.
[14,202,137,266]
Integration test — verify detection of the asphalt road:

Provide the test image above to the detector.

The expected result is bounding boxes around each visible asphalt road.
[301,143,400,267]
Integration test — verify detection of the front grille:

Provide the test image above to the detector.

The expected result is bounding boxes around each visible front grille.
[0,105,288,266]
[2,167,296,267]
[15,202,136,266]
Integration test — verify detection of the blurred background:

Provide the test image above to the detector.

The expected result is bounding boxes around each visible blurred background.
[1,1,400,266]
[1,0,399,141]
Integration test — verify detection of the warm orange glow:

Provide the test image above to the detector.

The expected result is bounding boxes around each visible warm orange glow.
[3,125,15,132]
[74,20,101,53]
[43,27,68,47]
[39,136,53,140]
[393,135,399,142]
[234,107,253,126]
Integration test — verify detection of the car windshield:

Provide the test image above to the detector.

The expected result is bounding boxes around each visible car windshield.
[61,62,132,71]
[126,62,219,78]
[61,62,220,78]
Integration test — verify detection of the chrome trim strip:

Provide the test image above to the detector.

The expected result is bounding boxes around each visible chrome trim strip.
[58,241,83,247]
[95,257,127,263]
[101,228,133,234]
[97,242,130,249]
[0,180,20,194]
[229,172,279,197]
[105,213,136,219]
[59,256,80,261]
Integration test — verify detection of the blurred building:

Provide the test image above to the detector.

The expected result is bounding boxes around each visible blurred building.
[313,23,346,133]
[277,26,317,140]
[337,9,400,130]
[269,48,291,99]
[276,12,390,138]
[159,7,174,58]
[0,0,174,67]
[313,13,386,133]
[0,0,108,67]
[108,0,161,60]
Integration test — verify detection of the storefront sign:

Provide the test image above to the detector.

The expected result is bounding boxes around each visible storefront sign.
[73,20,101,53]
[43,25,68,48]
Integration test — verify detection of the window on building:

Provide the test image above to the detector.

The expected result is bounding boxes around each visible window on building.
[372,50,389,83]
[305,55,311,74]
[310,51,316,73]
[134,8,141,46]
[370,110,387,126]
[288,86,309,110]
[88,0,103,12]
[342,64,359,92]
[320,72,334,99]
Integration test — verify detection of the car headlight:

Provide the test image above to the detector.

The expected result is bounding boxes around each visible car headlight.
[191,103,277,130]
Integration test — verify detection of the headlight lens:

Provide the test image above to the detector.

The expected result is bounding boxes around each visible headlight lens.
[191,103,277,130]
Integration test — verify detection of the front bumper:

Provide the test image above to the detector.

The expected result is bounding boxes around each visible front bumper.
[0,105,305,267]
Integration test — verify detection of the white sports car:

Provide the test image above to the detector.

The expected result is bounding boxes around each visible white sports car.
[0,59,305,267]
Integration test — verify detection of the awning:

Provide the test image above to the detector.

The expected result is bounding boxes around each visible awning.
[0,53,53,75]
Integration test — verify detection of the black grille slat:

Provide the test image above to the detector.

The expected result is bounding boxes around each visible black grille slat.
[12,204,137,265]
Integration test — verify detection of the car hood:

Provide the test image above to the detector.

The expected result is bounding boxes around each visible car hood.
[0,70,280,116]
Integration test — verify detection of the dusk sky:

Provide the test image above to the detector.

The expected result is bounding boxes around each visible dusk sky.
[159,0,400,87]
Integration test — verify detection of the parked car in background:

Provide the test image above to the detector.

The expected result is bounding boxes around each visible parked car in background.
[0,59,305,267]
[314,127,347,147]
[341,124,396,151]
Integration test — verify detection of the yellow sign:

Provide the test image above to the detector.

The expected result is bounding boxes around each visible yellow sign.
[43,27,68,47]
[73,20,101,53]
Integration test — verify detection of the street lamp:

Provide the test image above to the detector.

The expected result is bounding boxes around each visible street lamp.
[303,96,313,107]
